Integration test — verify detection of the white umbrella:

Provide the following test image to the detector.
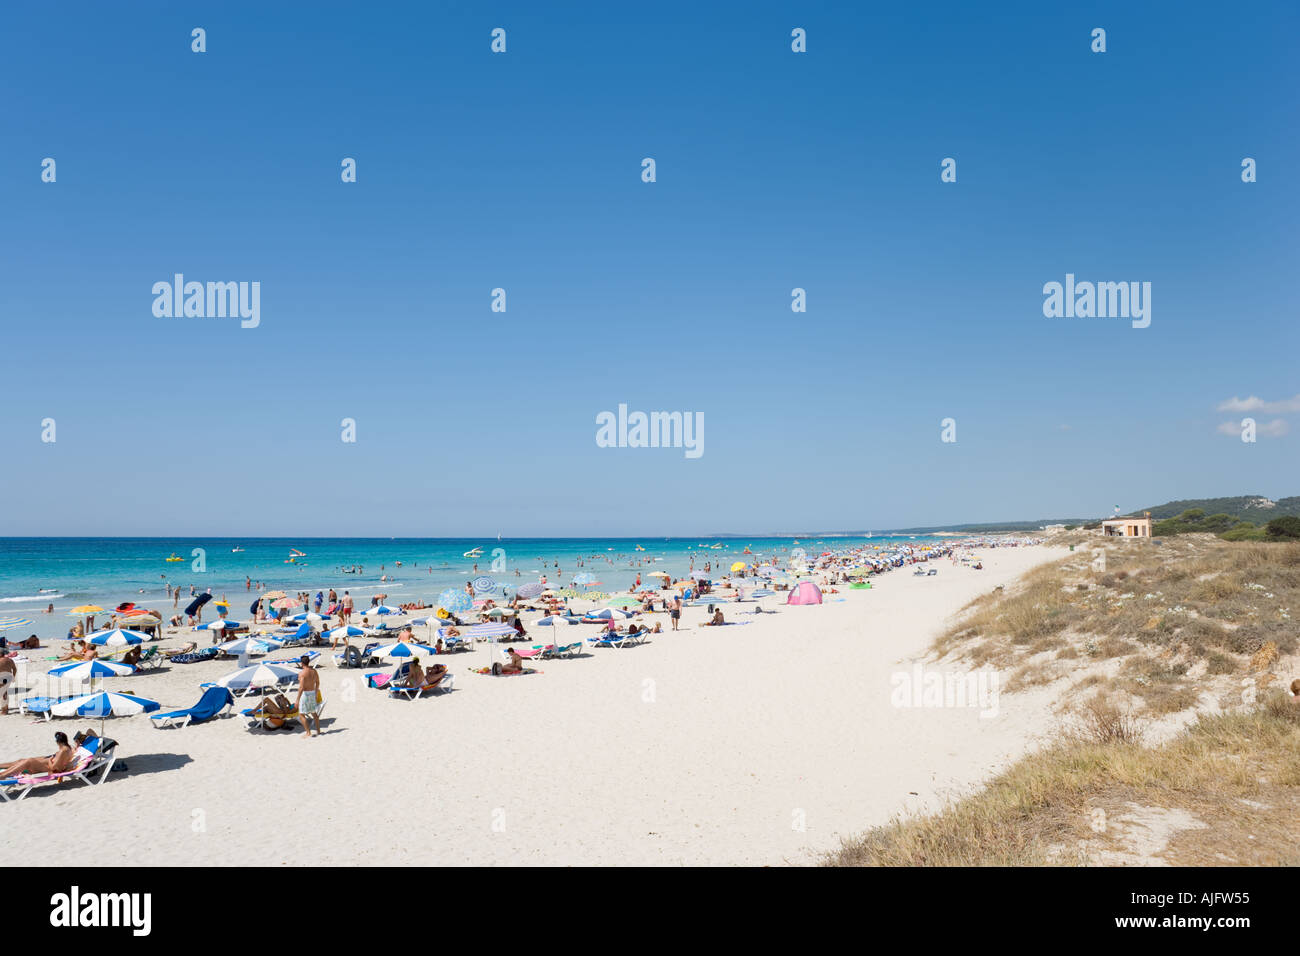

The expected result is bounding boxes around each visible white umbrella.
[215,663,300,695]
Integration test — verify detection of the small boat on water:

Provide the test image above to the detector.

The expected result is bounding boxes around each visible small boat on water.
[165,553,183,562]
[231,547,245,552]
[464,547,484,558]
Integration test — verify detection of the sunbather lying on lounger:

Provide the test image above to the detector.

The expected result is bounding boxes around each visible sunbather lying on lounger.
[248,693,296,729]
[2,732,74,777]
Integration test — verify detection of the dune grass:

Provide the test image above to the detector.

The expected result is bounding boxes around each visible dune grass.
[827,537,1300,867]
[825,693,1300,866]
[932,538,1300,714]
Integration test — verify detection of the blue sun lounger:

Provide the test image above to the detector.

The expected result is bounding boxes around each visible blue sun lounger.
[18,695,78,721]
[150,685,236,729]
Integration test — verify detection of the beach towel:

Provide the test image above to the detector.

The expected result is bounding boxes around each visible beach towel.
[471,667,538,676]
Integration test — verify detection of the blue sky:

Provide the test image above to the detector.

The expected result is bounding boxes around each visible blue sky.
[1,1,1296,536]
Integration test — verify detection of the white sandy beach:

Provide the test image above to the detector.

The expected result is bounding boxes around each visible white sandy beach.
[2,545,1065,866]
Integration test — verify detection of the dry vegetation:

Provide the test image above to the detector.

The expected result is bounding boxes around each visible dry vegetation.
[933,536,1299,715]
[826,691,1300,866]
[827,536,1300,866]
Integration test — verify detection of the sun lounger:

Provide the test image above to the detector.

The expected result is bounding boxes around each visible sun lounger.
[241,696,327,730]
[268,651,320,668]
[388,669,454,700]
[18,695,78,721]
[150,686,235,728]
[533,641,583,659]
[169,646,219,664]
[588,630,648,648]
[367,662,410,689]
[1,738,117,802]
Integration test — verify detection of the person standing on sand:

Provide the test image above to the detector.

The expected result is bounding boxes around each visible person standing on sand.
[670,594,682,631]
[0,655,16,715]
[296,655,322,737]
[341,591,353,624]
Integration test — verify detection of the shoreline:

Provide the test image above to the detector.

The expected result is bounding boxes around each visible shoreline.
[1,541,1064,866]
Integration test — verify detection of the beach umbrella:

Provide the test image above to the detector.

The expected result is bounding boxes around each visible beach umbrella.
[287,612,325,625]
[86,628,149,648]
[534,615,580,627]
[606,595,642,607]
[515,582,546,600]
[70,605,104,615]
[50,691,159,719]
[647,571,671,579]
[585,608,635,620]
[437,589,473,613]
[471,575,498,593]
[730,562,748,573]
[262,591,287,600]
[363,604,401,616]
[557,588,580,599]
[271,597,299,610]
[119,613,161,628]
[48,659,136,679]
[479,606,513,618]
[196,619,241,631]
[461,623,519,639]
[370,641,438,661]
[322,625,368,641]
[215,662,299,693]
[572,572,596,586]
[217,636,283,655]
[0,618,33,631]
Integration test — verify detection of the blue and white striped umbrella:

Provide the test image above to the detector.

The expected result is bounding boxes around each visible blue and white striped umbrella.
[572,572,597,586]
[436,589,473,613]
[515,583,546,600]
[215,662,300,692]
[370,641,438,661]
[196,619,242,631]
[363,604,401,616]
[50,691,159,718]
[86,628,150,647]
[0,618,33,631]
[217,636,284,655]
[534,615,580,627]
[471,576,498,594]
[322,624,368,640]
[287,612,325,624]
[48,659,136,679]
[585,608,636,620]
[459,622,518,639]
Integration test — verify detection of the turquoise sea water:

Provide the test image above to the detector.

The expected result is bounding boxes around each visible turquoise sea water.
[0,536,940,639]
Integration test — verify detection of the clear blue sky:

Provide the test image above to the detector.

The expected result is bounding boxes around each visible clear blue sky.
[1,1,1296,536]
